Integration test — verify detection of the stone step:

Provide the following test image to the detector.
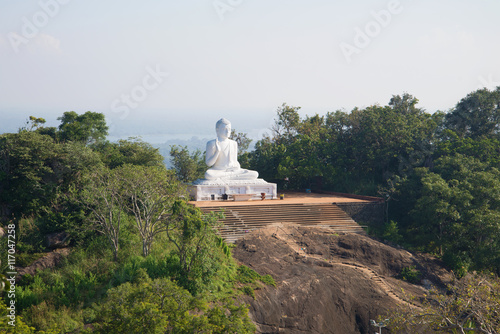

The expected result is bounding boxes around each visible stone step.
[199,203,365,242]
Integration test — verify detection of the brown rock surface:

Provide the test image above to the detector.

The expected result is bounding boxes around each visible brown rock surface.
[16,248,71,279]
[232,224,451,334]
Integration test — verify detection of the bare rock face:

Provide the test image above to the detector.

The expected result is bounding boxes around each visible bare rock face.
[17,248,71,279]
[232,225,450,334]
[45,231,70,249]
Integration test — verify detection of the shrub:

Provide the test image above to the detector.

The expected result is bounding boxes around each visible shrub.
[241,286,255,298]
[236,265,261,284]
[399,266,421,284]
[260,274,276,287]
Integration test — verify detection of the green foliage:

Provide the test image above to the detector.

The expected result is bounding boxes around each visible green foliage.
[169,144,206,183]
[166,201,228,295]
[241,285,255,298]
[236,265,260,284]
[205,299,256,333]
[76,166,125,261]
[381,220,403,244]
[92,271,255,334]
[92,274,175,333]
[58,111,108,145]
[16,252,46,268]
[19,116,46,132]
[445,87,500,139]
[399,266,422,284]
[0,130,102,220]
[120,164,184,257]
[93,138,165,169]
[404,155,500,273]
[75,164,184,259]
[0,113,258,333]
[230,129,252,153]
[272,103,301,143]
[236,265,276,287]
[22,301,83,333]
[248,95,439,192]
[5,88,500,331]
[389,273,500,333]
[0,299,36,333]
[260,274,276,287]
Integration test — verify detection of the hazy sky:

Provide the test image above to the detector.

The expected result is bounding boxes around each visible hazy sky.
[1,0,499,141]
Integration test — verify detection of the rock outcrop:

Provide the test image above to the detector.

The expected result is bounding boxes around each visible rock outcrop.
[232,224,451,334]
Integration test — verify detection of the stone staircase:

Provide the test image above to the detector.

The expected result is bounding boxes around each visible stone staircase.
[199,203,366,243]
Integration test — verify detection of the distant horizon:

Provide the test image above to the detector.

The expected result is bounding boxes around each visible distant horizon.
[3,1,499,145]
[0,90,467,145]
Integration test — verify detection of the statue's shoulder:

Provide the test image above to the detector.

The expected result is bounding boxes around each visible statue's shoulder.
[206,139,217,146]
[228,138,238,146]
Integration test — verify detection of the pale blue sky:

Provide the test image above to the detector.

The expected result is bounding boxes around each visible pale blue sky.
[1,0,499,141]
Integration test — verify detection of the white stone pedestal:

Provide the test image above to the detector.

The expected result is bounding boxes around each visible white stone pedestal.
[189,179,277,201]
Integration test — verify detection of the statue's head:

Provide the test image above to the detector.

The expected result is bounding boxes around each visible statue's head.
[216,118,231,139]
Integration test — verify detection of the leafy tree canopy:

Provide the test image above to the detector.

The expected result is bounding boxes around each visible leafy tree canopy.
[58,111,108,145]
[445,86,500,139]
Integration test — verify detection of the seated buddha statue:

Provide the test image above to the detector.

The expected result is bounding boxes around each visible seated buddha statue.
[204,118,259,181]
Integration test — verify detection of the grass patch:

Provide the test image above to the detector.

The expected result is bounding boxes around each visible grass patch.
[16,252,47,267]
[241,286,255,298]
[236,265,276,287]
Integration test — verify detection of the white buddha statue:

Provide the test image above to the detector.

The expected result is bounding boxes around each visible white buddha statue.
[204,118,259,181]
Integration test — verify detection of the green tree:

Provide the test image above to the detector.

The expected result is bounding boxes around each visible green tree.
[445,87,500,139]
[410,169,461,256]
[58,111,108,145]
[77,167,125,261]
[166,201,224,294]
[19,116,46,132]
[435,131,500,167]
[93,271,255,333]
[408,155,500,274]
[169,145,206,183]
[0,131,101,218]
[93,273,201,333]
[230,129,252,154]
[121,165,184,257]
[248,104,303,186]
[388,92,421,115]
[389,274,500,334]
[93,137,165,169]
[249,95,439,193]
[275,133,327,189]
[271,103,301,145]
[247,135,286,184]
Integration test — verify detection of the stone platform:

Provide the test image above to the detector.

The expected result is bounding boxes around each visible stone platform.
[189,179,277,201]
[191,192,383,243]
